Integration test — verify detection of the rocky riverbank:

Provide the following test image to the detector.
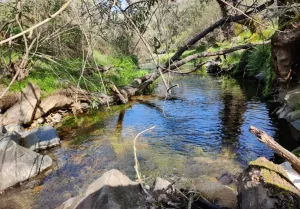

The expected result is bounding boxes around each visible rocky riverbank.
[55,161,300,209]
[1,80,300,208]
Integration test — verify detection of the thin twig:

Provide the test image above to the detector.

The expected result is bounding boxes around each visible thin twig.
[133,126,156,197]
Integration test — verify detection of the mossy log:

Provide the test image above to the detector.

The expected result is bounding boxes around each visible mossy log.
[238,157,300,209]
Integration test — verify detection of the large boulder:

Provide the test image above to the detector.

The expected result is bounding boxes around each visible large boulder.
[34,95,74,119]
[238,157,300,209]
[0,92,19,113]
[24,125,60,151]
[1,83,40,125]
[0,135,52,191]
[58,169,146,209]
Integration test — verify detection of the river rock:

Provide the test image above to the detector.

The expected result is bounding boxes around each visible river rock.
[284,89,300,109]
[281,161,300,190]
[153,177,173,193]
[286,110,300,122]
[255,71,266,81]
[5,123,24,133]
[57,169,146,209]
[4,131,22,145]
[290,119,300,141]
[34,95,74,119]
[24,125,60,151]
[80,102,90,112]
[0,135,52,191]
[277,104,292,120]
[238,157,300,209]
[51,113,62,123]
[1,83,40,125]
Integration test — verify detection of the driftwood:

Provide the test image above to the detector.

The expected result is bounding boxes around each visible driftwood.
[250,126,300,174]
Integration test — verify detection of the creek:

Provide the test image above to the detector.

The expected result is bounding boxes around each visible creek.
[0,74,297,209]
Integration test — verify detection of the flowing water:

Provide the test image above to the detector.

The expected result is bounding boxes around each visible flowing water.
[0,74,298,209]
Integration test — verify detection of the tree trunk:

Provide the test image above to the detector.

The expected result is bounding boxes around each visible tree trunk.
[271,27,300,82]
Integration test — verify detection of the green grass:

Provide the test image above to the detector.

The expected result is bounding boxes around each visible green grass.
[2,51,150,97]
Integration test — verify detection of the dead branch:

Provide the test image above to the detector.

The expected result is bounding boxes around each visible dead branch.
[0,0,72,45]
[133,126,156,198]
[167,62,208,74]
[166,0,274,66]
[168,43,258,71]
[249,126,300,174]
[0,37,37,100]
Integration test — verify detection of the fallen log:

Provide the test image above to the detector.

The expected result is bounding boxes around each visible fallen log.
[166,0,274,66]
[249,126,300,174]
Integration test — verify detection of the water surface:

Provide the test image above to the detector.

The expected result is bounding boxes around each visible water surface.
[0,75,297,209]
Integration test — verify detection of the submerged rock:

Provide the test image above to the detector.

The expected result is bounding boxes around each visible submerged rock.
[24,125,60,151]
[0,135,52,191]
[58,169,146,209]
[238,157,300,209]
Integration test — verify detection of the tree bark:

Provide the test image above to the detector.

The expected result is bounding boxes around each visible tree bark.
[271,27,300,81]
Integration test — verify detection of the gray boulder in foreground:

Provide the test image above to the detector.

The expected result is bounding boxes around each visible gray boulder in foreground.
[58,169,145,209]
[0,135,52,191]
[24,125,60,151]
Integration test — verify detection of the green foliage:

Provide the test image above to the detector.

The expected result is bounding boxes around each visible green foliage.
[295,104,300,111]
[222,51,243,68]
[247,44,271,76]
[105,55,149,87]
[4,51,150,97]
[246,44,274,96]
[158,46,207,64]
[4,60,64,97]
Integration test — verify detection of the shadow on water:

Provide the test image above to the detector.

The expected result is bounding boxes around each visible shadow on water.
[0,74,299,209]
